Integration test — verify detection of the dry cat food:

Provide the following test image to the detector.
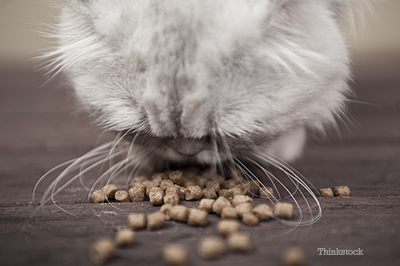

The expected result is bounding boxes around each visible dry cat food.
[202,187,218,199]
[217,219,241,237]
[197,198,215,213]
[115,190,130,202]
[163,192,180,205]
[227,232,252,253]
[129,184,146,202]
[241,213,259,227]
[163,244,189,266]
[149,187,164,206]
[88,167,306,264]
[114,228,135,247]
[274,202,294,219]
[146,212,165,231]
[127,213,146,230]
[170,205,190,223]
[253,204,272,221]
[160,203,174,221]
[333,186,351,197]
[90,190,107,203]
[282,246,307,266]
[212,196,232,215]
[184,185,203,200]
[259,186,274,198]
[197,236,225,260]
[220,206,238,219]
[319,188,334,197]
[235,202,253,218]
[102,184,118,199]
[169,170,185,186]
[187,208,208,227]
[231,195,253,207]
[89,238,115,265]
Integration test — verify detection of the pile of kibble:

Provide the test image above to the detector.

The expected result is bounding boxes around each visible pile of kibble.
[89,169,350,265]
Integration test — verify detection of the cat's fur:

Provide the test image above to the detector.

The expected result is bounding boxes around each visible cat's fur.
[48,0,360,165]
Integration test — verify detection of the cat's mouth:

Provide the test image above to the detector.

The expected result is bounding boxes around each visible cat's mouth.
[121,132,236,164]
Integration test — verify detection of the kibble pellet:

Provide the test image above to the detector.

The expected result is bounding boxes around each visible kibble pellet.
[197,236,225,260]
[217,219,241,237]
[146,212,165,231]
[114,190,130,202]
[274,202,294,219]
[163,244,189,266]
[197,198,215,213]
[114,228,135,247]
[127,213,146,230]
[89,238,115,265]
[227,232,252,253]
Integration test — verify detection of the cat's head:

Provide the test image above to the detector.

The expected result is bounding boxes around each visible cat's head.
[50,0,351,164]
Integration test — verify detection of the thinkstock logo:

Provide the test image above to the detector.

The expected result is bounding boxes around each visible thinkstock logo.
[318,248,364,256]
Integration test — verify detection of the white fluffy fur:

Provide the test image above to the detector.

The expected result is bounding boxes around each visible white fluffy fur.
[46,0,368,164]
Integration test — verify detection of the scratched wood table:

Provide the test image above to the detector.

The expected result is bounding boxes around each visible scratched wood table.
[1,68,399,266]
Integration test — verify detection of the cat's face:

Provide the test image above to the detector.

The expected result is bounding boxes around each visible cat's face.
[53,0,350,164]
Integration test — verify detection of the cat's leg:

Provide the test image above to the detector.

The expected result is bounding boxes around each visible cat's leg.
[267,126,307,163]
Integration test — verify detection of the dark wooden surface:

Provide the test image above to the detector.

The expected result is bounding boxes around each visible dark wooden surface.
[1,68,399,266]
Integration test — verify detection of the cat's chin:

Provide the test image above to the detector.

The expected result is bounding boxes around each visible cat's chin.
[158,147,230,165]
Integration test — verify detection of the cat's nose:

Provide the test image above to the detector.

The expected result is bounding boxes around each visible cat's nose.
[165,137,209,156]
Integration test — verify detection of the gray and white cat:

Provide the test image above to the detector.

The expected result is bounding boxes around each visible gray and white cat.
[47,0,363,168]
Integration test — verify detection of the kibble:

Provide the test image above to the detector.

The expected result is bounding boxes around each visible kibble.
[227,187,244,199]
[102,184,118,199]
[160,179,174,191]
[160,204,174,221]
[129,184,146,202]
[253,204,272,221]
[165,184,181,195]
[130,176,149,187]
[202,187,217,199]
[334,186,351,197]
[179,187,186,200]
[114,228,135,247]
[184,185,203,201]
[114,190,130,202]
[218,189,234,201]
[197,198,215,213]
[89,238,115,265]
[152,172,167,183]
[228,232,252,253]
[242,213,259,227]
[282,246,306,266]
[163,244,189,266]
[220,207,238,219]
[149,187,164,206]
[127,213,146,230]
[169,171,185,186]
[187,209,208,227]
[206,180,220,193]
[170,205,190,223]
[274,202,294,219]
[217,219,241,237]
[163,192,180,205]
[90,190,107,203]
[183,179,197,188]
[231,195,253,207]
[197,236,225,260]
[145,180,160,197]
[212,196,232,215]
[222,179,236,189]
[195,176,208,188]
[235,202,253,218]
[259,186,274,198]
[146,212,165,231]
[319,188,334,197]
